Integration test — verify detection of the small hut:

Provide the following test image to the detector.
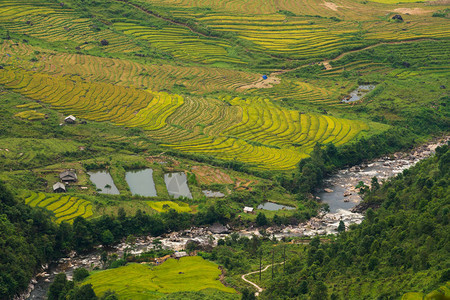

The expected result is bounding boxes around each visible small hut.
[243,206,254,214]
[53,182,66,193]
[64,115,76,124]
[59,170,77,182]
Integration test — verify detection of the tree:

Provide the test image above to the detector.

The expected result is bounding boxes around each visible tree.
[371,176,380,191]
[368,257,379,271]
[311,281,328,300]
[101,230,114,247]
[73,217,93,253]
[47,273,68,300]
[337,220,345,233]
[118,208,126,221]
[73,268,89,282]
[356,181,369,195]
[241,288,256,300]
[69,284,97,300]
[100,290,119,300]
[299,281,308,294]
[101,251,108,268]
[256,212,268,227]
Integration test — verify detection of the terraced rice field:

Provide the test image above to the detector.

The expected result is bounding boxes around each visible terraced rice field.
[0,66,369,170]
[14,110,45,120]
[114,22,244,64]
[197,15,366,59]
[148,0,388,18]
[0,68,183,130]
[323,40,450,78]
[251,79,336,105]
[24,192,93,223]
[83,257,236,298]
[0,40,259,94]
[161,96,369,170]
[0,1,140,53]
[146,1,450,60]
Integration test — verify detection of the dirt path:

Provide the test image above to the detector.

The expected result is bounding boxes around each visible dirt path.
[115,0,213,38]
[241,262,284,296]
[237,38,437,91]
[320,38,435,70]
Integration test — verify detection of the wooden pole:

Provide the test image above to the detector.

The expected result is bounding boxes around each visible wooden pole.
[272,248,274,280]
[259,249,262,282]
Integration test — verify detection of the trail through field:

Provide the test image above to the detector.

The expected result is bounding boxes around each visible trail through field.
[241,262,284,296]
[115,0,213,38]
[320,38,436,70]
[238,38,436,90]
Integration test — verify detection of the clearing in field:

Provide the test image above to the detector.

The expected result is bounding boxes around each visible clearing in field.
[83,257,236,299]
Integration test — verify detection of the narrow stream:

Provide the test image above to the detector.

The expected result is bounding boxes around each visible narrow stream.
[23,137,447,300]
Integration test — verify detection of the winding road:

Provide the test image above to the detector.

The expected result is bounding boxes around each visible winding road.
[241,262,284,296]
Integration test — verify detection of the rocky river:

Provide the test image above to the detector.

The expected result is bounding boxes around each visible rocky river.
[22,136,448,300]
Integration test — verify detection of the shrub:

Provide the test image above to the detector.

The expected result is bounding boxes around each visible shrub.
[73,268,90,282]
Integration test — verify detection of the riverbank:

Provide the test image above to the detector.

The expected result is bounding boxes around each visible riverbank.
[23,135,448,299]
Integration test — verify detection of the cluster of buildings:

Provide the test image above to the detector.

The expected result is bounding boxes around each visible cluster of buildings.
[52,170,77,193]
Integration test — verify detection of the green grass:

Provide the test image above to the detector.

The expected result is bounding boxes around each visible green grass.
[147,201,192,212]
[83,257,236,299]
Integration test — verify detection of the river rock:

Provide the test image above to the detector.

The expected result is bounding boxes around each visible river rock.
[324,188,333,193]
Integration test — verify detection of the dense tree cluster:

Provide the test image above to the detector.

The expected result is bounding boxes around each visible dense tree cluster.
[0,182,64,299]
[263,144,449,299]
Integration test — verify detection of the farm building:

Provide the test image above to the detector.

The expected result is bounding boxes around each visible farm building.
[64,115,76,123]
[59,170,77,182]
[53,182,66,193]
[243,206,254,214]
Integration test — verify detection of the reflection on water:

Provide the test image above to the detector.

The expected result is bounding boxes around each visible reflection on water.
[125,169,157,197]
[202,190,225,198]
[164,172,192,199]
[87,170,120,195]
[341,84,376,103]
[257,202,295,211]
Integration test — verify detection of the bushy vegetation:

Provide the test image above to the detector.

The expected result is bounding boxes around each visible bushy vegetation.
[0,0,448,297]
[0,181,66,299]
[262,144,450,298]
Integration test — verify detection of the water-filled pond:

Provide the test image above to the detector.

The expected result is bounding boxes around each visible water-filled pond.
[257,202,295,211]
[202,190,225,198]
[164,172,192,199]
[87,170,120,195]
[341,84,376,103]
[125,169,157,197]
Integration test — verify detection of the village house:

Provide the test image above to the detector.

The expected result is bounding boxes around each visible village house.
[64,115,76,124]
[59,170,77,182]
[243,206,254,214]
[52,182,66,193]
